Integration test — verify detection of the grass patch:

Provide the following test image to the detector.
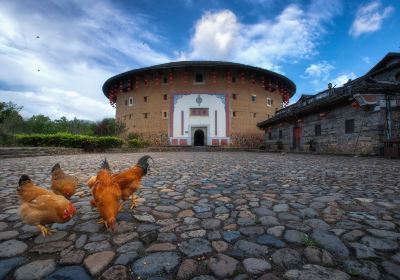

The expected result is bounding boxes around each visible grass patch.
[302,234,318,247]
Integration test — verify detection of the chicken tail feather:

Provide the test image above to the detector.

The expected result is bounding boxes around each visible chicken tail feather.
[137,155,153,175]
[18,175,31,188]
[100,158,110,171]
[51,163,61,173]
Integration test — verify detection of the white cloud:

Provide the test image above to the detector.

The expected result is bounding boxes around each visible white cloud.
[0,88,114,120]
[349,1,394,37]
[181,1,342,71]
[305,61,334,80]
[362,56,371,64]
[330,72,357,87]
[0,0,171,120]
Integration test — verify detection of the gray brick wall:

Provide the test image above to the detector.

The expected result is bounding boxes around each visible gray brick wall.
[264,103,386,155]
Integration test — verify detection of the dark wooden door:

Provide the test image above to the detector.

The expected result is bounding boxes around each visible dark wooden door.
[293,127,302,149]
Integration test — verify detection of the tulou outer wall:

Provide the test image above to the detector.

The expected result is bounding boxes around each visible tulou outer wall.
[115,67,285,146]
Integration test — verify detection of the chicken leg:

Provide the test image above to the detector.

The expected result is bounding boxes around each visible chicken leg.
[37,225,56,237]
[97,218,109,228]
[130,194,138,209]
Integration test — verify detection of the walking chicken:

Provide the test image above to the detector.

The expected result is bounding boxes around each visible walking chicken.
[17,175,76,236]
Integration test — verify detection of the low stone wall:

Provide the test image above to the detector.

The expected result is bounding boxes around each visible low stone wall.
[0,147,83,159]
[230,133,264,148]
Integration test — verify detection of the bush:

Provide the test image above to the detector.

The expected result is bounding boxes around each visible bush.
[127,138,150,148]
[126,132,141,141]
[15,133,123,151]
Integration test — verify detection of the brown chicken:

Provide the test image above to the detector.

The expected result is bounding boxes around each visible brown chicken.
[17,175,77,236]
[87,155,152,209]
[89,158,121,230]
[51,163,78,199]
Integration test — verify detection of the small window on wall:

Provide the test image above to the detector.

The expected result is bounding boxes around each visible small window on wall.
[395,72,400,82]
[232,93,237,100]
[233,111,237,117]
[251,95,256,102]
[315,124,321,136]
[144,113,149,119]
[268,132,272,140]
[162,76,168,84]
[194,73,204,83]
[162,111,168,119]
[190,108,209,116]
[253,113,256,118]
[345,119,355,134]
[144,96,148,102]
[163,94,168,101]
[125,99,128,106]
[279,130,282,139]
[128,97,133,106]
[129,114,132,120]
[267,98,272,107]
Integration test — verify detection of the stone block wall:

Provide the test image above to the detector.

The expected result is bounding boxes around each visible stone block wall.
[264,103,385,155]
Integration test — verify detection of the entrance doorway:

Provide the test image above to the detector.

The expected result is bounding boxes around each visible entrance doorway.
[194,130,205,146]
[192,127,207,146]
[293,126,302,149]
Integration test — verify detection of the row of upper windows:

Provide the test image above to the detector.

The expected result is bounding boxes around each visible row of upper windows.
[123,111,169,120]
[124,94,274,106]
[267,119,356,140]
[122,110,265,120]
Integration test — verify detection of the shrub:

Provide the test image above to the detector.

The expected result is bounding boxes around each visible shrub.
[15,133,123,151]
[127,138,150,148]
[126,132,141,140]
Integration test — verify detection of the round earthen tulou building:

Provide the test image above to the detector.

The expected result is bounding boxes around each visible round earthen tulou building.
[102,61,296,146]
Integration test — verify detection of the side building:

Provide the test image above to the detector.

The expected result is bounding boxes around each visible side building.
[102,61,295,147]
[257,52,400,156]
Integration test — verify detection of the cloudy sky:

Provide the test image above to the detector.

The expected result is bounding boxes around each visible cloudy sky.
[0,0,399,120]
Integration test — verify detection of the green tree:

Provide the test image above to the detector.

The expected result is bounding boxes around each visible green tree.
[53,116,69,133]
[93,118,126,136]
[25,115,54,134]
[0,102,25,145]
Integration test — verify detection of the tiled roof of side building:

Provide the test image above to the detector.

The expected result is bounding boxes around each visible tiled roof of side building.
[257,52,400,128]
[102,60,296,98]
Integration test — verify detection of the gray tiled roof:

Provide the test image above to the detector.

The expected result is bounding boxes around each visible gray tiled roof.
[102,60,296,97]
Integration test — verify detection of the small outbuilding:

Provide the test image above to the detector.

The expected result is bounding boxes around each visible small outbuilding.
[257,52,400,156]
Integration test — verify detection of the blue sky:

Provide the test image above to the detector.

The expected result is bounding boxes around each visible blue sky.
[0,0,399,120]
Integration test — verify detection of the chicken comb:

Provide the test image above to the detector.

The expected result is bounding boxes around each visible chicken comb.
[51,163,61,173]
[18,174,31,187]
[100,158,110,171]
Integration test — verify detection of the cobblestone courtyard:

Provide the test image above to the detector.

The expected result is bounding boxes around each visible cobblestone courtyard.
[0,152,400,280]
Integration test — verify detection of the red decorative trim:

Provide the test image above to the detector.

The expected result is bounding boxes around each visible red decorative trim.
[225,93,230,137]
[221,139,228,145]
[212,139,219,146]
[171,139,178,145]
[179,139,187,145]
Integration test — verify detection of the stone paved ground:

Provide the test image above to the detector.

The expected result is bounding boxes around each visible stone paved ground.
[0,152,400,280]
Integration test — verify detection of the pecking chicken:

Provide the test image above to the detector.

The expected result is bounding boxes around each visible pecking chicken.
[89,158,121,230]
[17,175,76,236]
[51,163,78,199]
[87,155,152,209]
